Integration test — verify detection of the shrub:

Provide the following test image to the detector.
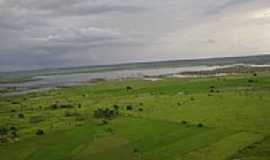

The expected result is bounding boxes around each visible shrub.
[94,107,118,120]
[11,101,19,105]
[197,123,204,127]
[113,105,119,110]
[126,105,133,111]
[10,126,17,131]
[0,127,8,136]
[18,113,25,119]
[138,108,143,112]
[182,121,187,124]
[126,86,133,91]
[50,103,74,110]
[36,129,44,135]
[60,104,73,109]
[210,86,215,89]
[50,104,58,110]
[11,131,17,138]
[106,127,113,134]
[134,148,139,153]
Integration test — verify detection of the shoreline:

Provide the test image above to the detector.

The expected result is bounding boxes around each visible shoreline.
[1,64,270,96]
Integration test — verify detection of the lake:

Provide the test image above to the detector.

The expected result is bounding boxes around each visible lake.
[0,65,222,95]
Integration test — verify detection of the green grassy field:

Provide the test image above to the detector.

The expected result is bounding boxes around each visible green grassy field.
[0,73,270,160]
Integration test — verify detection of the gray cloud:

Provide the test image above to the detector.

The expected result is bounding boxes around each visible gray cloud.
[0,0,270,71]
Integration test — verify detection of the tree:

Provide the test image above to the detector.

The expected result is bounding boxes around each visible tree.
[182,121,187,124]
[18,113,25,119]
[94,107,118,120]
[126,86,133,91]
[113,105,119,111]
[197,123,204,127]
[36,129,45,135]
[126,105,133,111]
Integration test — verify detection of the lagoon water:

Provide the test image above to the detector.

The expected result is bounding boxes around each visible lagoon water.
[0,65,222,95]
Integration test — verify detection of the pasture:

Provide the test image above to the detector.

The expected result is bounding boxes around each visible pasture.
[0,73,270,160]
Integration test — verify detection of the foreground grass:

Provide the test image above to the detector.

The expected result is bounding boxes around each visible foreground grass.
[0,73,270,160]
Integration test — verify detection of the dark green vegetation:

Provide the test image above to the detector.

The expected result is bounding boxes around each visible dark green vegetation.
[0,73,270,160]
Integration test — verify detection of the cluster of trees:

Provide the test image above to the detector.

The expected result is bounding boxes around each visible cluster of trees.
[50,103,74,110]
[94,106,119,120]
[181,121,204,128]
[0,126,18,144]
[209,86,220,93]
[36,129,44,135]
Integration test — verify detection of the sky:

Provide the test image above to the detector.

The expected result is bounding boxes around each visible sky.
[0,0,270,71]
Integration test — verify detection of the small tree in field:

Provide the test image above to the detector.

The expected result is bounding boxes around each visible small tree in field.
[126,86,133,91]
[36,129,45,135]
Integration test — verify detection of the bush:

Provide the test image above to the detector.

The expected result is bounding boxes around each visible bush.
[126,105,133,111]
[126,86,133,91]
[113,105,119,110]
[106,127,113,134]
[210,86,215,89]
[0,127,8,136]
[197,123,204,127]
[18,113,25,119]
[60,104,73,109]
[182,121,187,124]
[138,108,143,112]
[11,131,17,138]
[50,104,58,110]
[36,129,44,135]
[98,119,109,126]
[10,126,17,131]
[94,108,118,120]
[134,148,139,153]
[50,103,74,110]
